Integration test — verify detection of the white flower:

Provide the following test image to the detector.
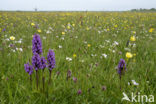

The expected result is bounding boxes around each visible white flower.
[48,27,53,30]
[66,57,72,61]
[132,43,136,47]
[12,49,16,52]
[113,41,119,46]
[112,50,115,53]
[61,37,64,40]
[43,36,46,39]
[16,48,23,52]
[105,40,110,43]
[58,45,62,49]
[99,45,104,48]
[131,80,139,86]
[80,60,84,63]
[46,30,51,34]
[19,48,23,52]
[84,41,87,44]
[98,31,101,34]
[124,48,131,51]
[15,40,22,44]
[91,54,97,57]
[18,40,22,43]
[102,53,107,58]
[104,29,107,32]
[6,38,10,41]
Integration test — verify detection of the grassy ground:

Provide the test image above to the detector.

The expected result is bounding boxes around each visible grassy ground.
[0,12,156,104]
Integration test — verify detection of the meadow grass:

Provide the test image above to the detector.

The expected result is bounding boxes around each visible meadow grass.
[0,11,156,104]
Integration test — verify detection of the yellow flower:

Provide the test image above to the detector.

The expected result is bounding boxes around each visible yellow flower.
[62,32,65,35]
[86,27,89,30]
[72,24,75,27]
[37,29,41,33]
[73,54,77,58]
[67,26,70,29]
[31,23,35,26]
[149,28,154,33]
[114,25,118,28]
[87,44,91,47]
[126,52,133,58]
[130,36,136,41]
[132,31,136,34]
[10,36,15,40]
[133,53,136,56]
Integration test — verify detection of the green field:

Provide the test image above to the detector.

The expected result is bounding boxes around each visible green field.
[0,12,156,104]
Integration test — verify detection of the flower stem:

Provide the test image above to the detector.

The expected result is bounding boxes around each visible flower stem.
[42,70,45,92]
[48,70,52,85]
[120,75,122,90]
[36,70,38,90]
[30,75,32,85]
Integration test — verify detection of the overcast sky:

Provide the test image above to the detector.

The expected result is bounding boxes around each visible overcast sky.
[0,0,156,11]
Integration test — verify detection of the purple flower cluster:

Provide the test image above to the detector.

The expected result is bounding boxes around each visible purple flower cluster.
[40,57,47,70]
[24,34,56,90]
[2,28,6,32]
[32,53,41,71]
[47,49,55,71]
[73,77,77,83]
[118,59,126,76]
[25,34,56,73]
[67,70,71,80]
[32,34,42,55]
[77,89,82,95]
[24,62,33,75]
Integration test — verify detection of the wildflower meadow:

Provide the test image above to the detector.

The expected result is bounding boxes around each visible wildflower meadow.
[0,12,156,104]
